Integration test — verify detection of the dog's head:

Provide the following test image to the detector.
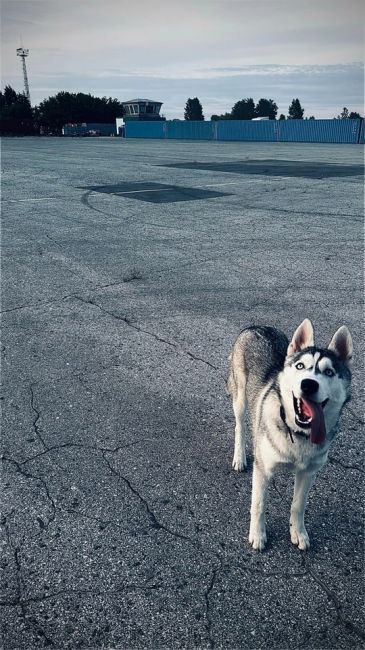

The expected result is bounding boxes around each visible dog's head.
[280,319,353,444]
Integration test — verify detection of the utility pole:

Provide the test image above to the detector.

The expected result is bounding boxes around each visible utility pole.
[16,47,31,104]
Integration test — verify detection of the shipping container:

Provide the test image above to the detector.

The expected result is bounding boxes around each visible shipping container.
[278,119,360,144]
[124,118,363,144]
[217,120,278,142]
[166,120,213,140]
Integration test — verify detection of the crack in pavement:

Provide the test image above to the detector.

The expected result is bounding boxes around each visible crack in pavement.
[100,450,233,649]
[0,292,77,315]
[2,303,363,646]
[0,242,254,318]
[30,384,48,450]
[0,580,182,609]
[45,233,63,249]
[2,516,55,646]
[2,452,225,649]
[3,519,28,622]
[28,384,71,477]
[63,507,125,533]
[6,441,361,648]
[201,560,309,649]
[13,439,151,468]
[74,295,218,370]
[203,559,223,649]
[2,457,57,532]
[346,407,365,427]
[302,556,365,643]
[328,456,364,475]
[102,451,203,548]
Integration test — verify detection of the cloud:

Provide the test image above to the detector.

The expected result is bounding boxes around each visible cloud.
[2,0,363,118]
[5,62,360,120]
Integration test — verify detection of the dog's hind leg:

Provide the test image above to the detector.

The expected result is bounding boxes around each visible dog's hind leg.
[232,375,247,471]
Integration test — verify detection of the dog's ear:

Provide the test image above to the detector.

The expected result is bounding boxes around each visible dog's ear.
[328,326,353,366]
[287,319,314,356]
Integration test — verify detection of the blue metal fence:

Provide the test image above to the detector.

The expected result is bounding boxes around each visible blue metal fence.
[217,120,279,142]
[125,119,363,144]
[123,121,166,139]
[166,120,213,140]
[358,119,365,144]
[278,119,359,144]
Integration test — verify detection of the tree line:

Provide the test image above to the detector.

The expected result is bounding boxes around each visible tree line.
[0,84,363,135]
[0,86,125,135]
[185,97,307,120]
[186,97,362,121]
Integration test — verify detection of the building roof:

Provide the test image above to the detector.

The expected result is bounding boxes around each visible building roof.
[122,98,163,105]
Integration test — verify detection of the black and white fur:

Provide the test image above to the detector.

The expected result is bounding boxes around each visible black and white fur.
[227,319,353,551]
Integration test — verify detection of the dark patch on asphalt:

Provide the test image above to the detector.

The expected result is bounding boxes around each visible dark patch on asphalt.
[80,182,232,203]
[157,159,364,179]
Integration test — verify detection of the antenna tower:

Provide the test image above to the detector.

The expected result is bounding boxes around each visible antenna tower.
[16,47,31,104]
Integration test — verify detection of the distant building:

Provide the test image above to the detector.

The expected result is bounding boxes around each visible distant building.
[62,122,115,136]
[122,98,165,121]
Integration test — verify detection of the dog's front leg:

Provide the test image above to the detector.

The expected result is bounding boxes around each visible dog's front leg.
[249,462,271,551]
[290,470,316,550]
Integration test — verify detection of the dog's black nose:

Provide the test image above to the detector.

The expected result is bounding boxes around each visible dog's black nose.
[301,378,319,396]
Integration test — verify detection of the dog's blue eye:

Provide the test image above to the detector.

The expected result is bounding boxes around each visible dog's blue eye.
[295,362,305,370]
[324,368,335,377]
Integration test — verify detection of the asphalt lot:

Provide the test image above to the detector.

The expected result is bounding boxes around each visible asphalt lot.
[1,136,364,649]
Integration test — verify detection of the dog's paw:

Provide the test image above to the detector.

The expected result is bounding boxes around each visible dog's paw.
[232,453,247,472]
[249,527,267,551]
[290,525,310,551]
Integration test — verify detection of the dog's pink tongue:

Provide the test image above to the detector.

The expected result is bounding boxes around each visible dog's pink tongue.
[302,399,326,444]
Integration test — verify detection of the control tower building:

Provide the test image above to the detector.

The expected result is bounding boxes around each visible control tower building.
[122,98,165,121]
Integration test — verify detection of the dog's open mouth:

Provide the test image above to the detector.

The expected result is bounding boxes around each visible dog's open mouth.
[293,394,329,444]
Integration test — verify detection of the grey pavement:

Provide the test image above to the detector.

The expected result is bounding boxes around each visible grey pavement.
[1,136,364,649]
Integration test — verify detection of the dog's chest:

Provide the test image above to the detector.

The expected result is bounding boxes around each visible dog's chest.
[260,424,328,471]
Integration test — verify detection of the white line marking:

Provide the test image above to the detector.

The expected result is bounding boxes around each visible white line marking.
[1,197,61,203]
[196,182,238,187]
[1,181,240,203]
[109,188,176,195]
[96,183,238,194]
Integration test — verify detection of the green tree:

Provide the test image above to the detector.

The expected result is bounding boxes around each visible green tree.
[0,85,32,119]
[288,98,304,119]
[278,114,286,120]
[255,98,278,120]
[0,85,34,134]
[184,97,204,120]
[211,112,231,121]
[35,91,125,134]
[338,107,349,119]
[335,108,362,119]
[3,85,18,106]
[231,98,255,120]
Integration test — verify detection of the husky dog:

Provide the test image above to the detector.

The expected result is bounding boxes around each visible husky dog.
[228,319,353,551]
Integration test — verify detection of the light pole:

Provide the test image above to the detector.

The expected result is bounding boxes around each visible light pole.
[16,47,31,104]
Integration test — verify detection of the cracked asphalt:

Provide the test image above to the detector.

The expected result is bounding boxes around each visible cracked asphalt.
[1,137,364,649]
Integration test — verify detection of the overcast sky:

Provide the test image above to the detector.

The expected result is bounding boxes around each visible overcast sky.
[1,0,364,118]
